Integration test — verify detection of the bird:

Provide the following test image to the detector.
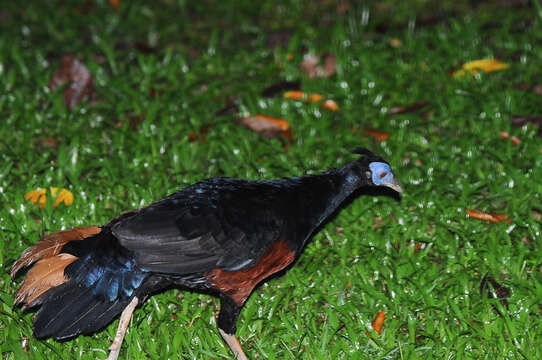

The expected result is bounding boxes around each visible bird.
[11,148,402,360]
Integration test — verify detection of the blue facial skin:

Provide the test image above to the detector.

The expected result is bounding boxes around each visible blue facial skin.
[369,162,394,186]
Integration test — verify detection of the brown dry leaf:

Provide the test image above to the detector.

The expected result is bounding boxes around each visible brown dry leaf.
[109,0,120,10]
[35,137,59,150]
[299,52,336,78]
[388,101,429,115]
[480,276,510,313]
[371,311,386,335]
[511,115,542,137]
[239,114,290,139]
[322,52,336,77]
[364,129,390,142]
[49,54,94,109]
[466,209,511,224]
[188,125,214,142]
[453,59,509,77]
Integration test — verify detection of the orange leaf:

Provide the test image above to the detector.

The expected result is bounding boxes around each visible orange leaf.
[510,136,521,145]
[109,0,121,10]
[252,114,289,131]
[466,209,511,224]
[283,91,324,103]
[364,129,390,142]
[283,91,305,100]
[321,99,339,112]
[372,311,386,335]
[499,131,521,145]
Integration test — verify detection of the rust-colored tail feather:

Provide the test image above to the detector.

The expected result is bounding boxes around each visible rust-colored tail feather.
[10,226,101,278]
[14,253,77,309]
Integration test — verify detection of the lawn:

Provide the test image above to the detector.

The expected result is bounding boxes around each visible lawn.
[1,0,541,359]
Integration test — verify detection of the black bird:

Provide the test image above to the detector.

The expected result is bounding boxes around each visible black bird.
[11,148,402,359]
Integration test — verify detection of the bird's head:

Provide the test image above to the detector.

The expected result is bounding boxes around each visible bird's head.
[349,147,403,194]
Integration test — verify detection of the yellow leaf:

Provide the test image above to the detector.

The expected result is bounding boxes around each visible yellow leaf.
[25,187,74,208]
[25,189,46,207]
[389,38,403,48]
[54,189,74,207]
[454,59,509,77]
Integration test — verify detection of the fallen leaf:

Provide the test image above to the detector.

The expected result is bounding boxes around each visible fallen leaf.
[238,114,290,139]
[283,91,323,102]
[480,275,510,314]
[511,115,542,137]
[500,131,521,145]
[108,0,120,10]
[364,129,390,142]
[510,135,521,145]
[466,209,511,224]
[388,101,429,115]
[454,59,509,77]
[49,54,94,109]
[25,188,74,208]
[35,137,59,150]
[371,311,386,335]
[389,38,403,48]
[322,52,336,77]
[188,125,214,142]
[299,54,319,78]
[261,81,301,98]
[321,99,339,112]
[299,52,336,78]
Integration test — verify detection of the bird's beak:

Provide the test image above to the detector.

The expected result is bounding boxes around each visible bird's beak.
[383,178,403,194]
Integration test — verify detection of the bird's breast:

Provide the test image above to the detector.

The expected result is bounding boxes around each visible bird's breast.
[205,239,296,306]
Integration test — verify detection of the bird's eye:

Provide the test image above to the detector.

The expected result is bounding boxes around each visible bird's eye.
[379,171,388,179]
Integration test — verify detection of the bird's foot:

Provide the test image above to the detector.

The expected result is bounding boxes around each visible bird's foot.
[219,328,248,360]
[106,296,139,360]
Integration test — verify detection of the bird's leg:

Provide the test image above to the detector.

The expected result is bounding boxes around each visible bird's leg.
[218,295,247,360]
[219,328,248,360]
[106,296,139,360]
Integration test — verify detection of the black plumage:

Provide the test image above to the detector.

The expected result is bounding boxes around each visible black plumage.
[11,148,402,359]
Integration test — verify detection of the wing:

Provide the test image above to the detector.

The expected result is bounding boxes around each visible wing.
[111,180,287,275]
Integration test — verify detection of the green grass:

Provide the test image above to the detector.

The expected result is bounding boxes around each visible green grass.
[1,0,542,359]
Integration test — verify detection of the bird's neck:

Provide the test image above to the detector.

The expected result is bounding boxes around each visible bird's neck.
[293,165,363,246]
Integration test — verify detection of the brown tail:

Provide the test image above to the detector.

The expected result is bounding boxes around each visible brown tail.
[11,226,101,309]
[10,226,101,278]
